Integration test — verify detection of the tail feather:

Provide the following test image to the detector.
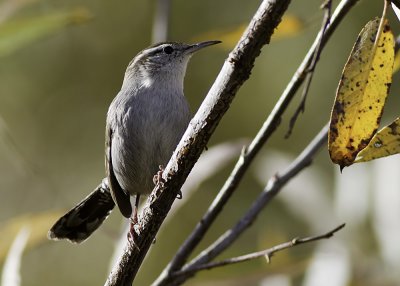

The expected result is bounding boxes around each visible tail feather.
[48,178,115,243]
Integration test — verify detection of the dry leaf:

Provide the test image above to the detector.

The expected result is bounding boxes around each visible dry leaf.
[328,18,394,169]
[355,117,400,162]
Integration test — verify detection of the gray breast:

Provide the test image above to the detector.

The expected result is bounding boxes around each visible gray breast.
[108,87,190,196]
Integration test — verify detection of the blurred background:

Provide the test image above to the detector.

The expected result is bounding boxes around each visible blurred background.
[1,0,400,285]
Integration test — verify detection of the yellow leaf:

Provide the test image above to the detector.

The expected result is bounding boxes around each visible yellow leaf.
[328,18,394,169]
[355,117,400,162]
[192,14,303,50]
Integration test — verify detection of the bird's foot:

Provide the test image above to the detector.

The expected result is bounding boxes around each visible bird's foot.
[153,165,165,187]
[128,217,140,251]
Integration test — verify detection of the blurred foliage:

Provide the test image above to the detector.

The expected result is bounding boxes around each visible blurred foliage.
[192,14,304,50]
[0,211,64,263]
[0,8,92,57]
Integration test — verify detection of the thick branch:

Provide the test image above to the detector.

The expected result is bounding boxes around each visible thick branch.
[104,0,291,285]
[157,0,359,282]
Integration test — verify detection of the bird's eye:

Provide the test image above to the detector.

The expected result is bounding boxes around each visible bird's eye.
[163,46,174,54]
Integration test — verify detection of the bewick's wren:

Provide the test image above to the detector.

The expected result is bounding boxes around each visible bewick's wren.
[48,41,220,243]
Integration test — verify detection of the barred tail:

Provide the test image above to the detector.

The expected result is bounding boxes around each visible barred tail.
[48,178,115,243]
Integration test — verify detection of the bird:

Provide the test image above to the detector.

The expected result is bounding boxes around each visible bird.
[48,40,221,243]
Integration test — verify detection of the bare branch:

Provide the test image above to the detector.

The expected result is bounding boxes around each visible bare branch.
[157,0,359,281]
[285,0,332,138]
[170,223,345,277]
[155,124,329,285]
[104,0,291,285]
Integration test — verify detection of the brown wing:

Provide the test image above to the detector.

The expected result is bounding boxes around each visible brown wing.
[106,125,132,218]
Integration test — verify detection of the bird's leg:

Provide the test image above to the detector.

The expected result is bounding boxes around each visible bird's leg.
[128,194,141,250]
[133,194,140,224]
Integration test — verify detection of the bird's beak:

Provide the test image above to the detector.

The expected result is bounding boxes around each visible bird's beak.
[186,40,221,54]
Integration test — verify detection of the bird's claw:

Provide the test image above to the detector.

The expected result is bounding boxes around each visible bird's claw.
[128,218,140,251]
[153,165,165,187]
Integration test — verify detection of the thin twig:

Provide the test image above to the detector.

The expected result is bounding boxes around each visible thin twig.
[285,0,332,138]
[104,0,291,285]
[155,125,329,285]
[184,125,329,267]
[156,0,359,282]
[170,223,345,277]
